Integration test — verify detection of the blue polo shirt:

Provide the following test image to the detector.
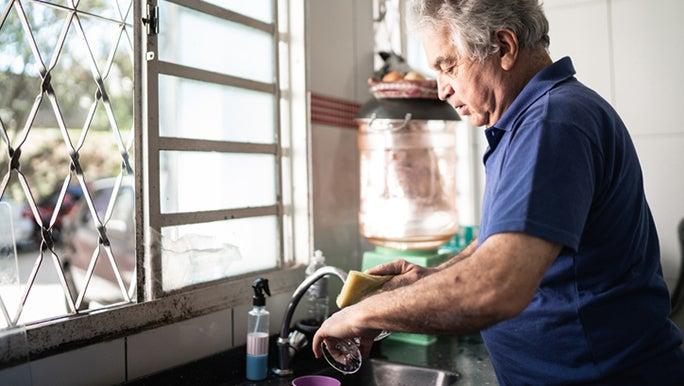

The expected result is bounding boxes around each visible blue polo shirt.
[478,57,684,384]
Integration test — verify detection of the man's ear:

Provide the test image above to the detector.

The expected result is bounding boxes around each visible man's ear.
[496,29,519,71]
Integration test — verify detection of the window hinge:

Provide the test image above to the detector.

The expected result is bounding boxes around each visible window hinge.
[142,4,159,36]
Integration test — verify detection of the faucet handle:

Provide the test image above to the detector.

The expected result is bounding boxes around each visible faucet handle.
[288,330,308,352]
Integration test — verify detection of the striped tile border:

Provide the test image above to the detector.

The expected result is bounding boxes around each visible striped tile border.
[310,93,361,129]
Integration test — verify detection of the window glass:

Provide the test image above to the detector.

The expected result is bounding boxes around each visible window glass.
[161,216,279,291]
[159,74,275,144]
[205,0,273,23]
[158,0,275,83]
[160,151,277,213]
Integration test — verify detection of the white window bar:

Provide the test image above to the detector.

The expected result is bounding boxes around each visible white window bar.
[143,0,285,299]
[156,60,276,94]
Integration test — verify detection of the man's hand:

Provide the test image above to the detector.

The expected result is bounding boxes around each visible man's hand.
[311,304,379,359]
[365,259,436,292]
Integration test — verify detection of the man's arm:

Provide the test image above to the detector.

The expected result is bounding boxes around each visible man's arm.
[312,233,560,355]
[436,239,478,270]
[366,239,478,291]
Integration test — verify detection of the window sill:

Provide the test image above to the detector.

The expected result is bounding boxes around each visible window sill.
[18,265,305,362]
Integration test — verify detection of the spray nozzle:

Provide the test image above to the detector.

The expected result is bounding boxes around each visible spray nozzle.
[252,278,271,306]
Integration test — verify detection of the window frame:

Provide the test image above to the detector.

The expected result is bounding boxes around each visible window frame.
[0,0,311,363]
[143,0,287,299]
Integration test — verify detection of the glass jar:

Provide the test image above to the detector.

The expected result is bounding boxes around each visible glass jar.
[358,116,459,251]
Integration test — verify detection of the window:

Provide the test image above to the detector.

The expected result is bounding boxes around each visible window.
[0,0,136,326]
[0,0,309,362]
[144,0,290,296]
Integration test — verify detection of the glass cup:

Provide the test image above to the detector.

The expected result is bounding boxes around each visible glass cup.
[321,331,391,374]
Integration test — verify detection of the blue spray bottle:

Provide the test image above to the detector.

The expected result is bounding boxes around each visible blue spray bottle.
[246,278,271,381]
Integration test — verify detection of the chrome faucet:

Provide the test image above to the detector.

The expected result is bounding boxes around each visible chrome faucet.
[273,266,348,376]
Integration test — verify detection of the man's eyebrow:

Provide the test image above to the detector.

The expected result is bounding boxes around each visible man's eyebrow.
[431,55,457,70]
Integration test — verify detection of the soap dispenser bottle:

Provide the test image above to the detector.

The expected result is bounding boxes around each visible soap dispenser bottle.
[246,278,271,381]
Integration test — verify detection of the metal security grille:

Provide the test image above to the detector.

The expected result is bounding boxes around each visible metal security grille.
[0,0,135,327]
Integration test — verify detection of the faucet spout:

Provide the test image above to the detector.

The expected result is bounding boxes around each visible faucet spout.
[273,266,347,376]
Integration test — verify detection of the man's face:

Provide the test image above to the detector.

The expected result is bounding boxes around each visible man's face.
[423,25,504,127]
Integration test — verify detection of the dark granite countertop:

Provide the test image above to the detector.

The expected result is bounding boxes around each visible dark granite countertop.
[127,333,497,386]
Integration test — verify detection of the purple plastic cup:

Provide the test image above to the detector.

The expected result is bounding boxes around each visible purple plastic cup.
[291,375,341,386]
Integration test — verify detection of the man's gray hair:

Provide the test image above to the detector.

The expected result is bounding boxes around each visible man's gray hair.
[408,0,550,61]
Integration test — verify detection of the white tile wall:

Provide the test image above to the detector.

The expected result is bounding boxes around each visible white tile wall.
[307,0,374,103]
[545,0,613,103]
[307,0,356,101]
[29,339,125,386]
[543,0,684,291]
[611,0,684,136]
[126,309,231,381]
[311,124,363,273]
[353,0,374,102]
[632,134,684,287]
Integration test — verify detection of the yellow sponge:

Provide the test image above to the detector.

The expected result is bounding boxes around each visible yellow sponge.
[336,270,393,308]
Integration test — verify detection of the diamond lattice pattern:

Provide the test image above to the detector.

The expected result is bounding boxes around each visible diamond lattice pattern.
[0,0,135,326]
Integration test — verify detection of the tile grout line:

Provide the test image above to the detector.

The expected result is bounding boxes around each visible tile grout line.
[124,337,128,382]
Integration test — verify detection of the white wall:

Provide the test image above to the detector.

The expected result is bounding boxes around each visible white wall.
[307,0,374,275]
[544,0,684,289]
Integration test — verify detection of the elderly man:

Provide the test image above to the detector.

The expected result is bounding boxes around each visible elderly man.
[312,0,684,384]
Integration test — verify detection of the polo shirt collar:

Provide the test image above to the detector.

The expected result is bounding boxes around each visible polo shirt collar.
[492,56,576,131]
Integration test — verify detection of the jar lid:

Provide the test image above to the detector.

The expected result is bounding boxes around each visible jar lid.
[356,97,460,121]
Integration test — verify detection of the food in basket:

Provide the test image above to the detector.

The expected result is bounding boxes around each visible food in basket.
[382,71,404,82]
[403,71,426,81]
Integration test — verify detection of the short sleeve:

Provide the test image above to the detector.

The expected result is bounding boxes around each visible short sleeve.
[483,119,601,251]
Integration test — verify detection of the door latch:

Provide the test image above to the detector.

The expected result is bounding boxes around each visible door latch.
[142,4,159,36]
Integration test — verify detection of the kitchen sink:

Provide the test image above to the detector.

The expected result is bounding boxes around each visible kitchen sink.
[318,359,460,386]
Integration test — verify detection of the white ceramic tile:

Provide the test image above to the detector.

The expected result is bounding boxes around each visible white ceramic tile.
[29,339,125,386]
[0,363,31,386]
[545,0,613,103]
[232,303,250,347]
[611,0,684,135]
[632,134,684,290]
[307,0,356,100]
[311,124,363,272]
[126,309,231,380]
[353,0,374,102]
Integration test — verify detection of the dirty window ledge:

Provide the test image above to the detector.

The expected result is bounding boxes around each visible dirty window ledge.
[13,265,305,363]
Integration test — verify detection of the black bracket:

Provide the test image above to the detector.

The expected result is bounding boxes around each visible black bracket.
[142,5,159,36]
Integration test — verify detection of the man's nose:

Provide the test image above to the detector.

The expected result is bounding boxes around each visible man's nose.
[437,74,454,101]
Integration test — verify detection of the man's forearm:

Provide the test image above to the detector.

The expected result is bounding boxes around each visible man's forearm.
[352,234,558,335]
[436,239,478,271]
[355,252,498,335]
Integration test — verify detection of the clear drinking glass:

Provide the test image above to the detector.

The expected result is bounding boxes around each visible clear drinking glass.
[322,331,391,374]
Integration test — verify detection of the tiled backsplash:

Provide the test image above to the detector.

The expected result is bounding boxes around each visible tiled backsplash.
[4,291,311,384]
[11,339,126,386]
[127,309,231,380]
